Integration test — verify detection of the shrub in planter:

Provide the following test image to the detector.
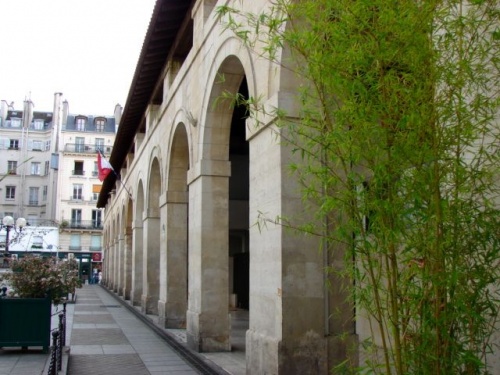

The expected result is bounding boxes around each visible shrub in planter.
[0,255,82,304]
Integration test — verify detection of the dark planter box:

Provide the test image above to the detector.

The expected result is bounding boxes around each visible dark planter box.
[0,296,51,352]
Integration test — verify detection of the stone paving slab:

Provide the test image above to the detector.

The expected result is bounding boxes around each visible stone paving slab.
[0,349,47,375]
[74,304,108,312]
[68,354,150,375]
[73,313,115,324]
[71,328,129,345]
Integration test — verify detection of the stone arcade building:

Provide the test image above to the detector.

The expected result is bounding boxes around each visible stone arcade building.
[97,1,348,373]
[96,1,499,374]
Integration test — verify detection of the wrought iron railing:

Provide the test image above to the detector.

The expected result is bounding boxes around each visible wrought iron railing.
[61,220,103,230]
[64,144,112,154]
[47,302,67,375]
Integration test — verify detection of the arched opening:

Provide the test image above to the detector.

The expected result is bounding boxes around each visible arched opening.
[228,77,250,352]
[131,181,145,306]
[161,122,190,328]
[144,158,161,314]
[186,55,250,353]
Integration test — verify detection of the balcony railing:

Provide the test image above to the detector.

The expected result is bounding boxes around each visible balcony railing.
[66,245,102,252]
[62,220,103,230]
[64,144,112,154]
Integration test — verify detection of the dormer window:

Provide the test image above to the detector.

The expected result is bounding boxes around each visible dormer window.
[33,119,44,130]
[95,118,106,132]
[10,118,21,128]
[75,117,87,131]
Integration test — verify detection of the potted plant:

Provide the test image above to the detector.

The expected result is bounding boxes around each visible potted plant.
[0,256,82,351]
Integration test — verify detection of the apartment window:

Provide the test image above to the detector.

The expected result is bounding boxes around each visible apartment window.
[5,186,15,199]
[92,210,102,228]
[45,140,51,151]
[9,139,19,149]
[32,140,43,151]
[92,184,101,200]
[90,235,102,250]
[33,119,44,130]
[75,137,85,152]
[72,184,83,200]
[42,186,48,201]
[73,161,84,176]
[95,138,104,151]
[31,162,41,175]
[7,160,17,174]
[71,209,82,226]
[92,161,98,177]
[44,161,50,175]
[29,187,39,205]
[69,234,81,250]
[75,117,86,131]
[95,118,106,132]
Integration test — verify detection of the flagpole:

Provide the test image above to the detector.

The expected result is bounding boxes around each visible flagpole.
[112,170,133,199]
[97,150,132,199]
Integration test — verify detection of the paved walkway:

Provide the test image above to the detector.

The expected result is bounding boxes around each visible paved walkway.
[67,285,223,375]
[0,283,245,375]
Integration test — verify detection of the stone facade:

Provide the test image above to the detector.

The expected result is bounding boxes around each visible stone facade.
[98,1,499,374]
[99,1,354,373]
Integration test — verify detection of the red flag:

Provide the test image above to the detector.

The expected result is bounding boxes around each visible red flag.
[97,150,113,182]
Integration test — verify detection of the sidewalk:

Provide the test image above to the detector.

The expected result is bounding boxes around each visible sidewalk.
[0,284,238,375]
[67,284,227,375]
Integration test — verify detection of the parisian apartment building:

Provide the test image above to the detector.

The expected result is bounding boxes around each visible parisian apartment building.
[0,93,119,274]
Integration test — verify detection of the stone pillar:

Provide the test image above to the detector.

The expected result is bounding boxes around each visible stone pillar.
[117,234,125,296]
[108,239,116,290]
[103,245,109,286]
[130,219,144,306]
[122,228,133,299]
[113,237,119,293]
[186,160,231,352]
[142,209,161,314]
[158,191,188,328]
[245,127,356,374]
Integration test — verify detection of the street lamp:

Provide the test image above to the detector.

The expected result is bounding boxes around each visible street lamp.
[1,216,27,254]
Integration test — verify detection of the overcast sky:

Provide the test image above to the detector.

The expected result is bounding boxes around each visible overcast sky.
[0,0,156,116]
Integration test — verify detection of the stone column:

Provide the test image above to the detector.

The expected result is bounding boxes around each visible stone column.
[122,228,133,299]
[108,239,116,290]
[117,234,125,295]
[130,218,144,306]
[245,127,356,373]
[158,191,188,328]
[186,159,231,352]
[142,209,161,314]
[113,237,120,293]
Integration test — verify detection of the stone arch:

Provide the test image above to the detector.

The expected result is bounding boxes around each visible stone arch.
[198,37,257,161]
[186,42,253,352]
